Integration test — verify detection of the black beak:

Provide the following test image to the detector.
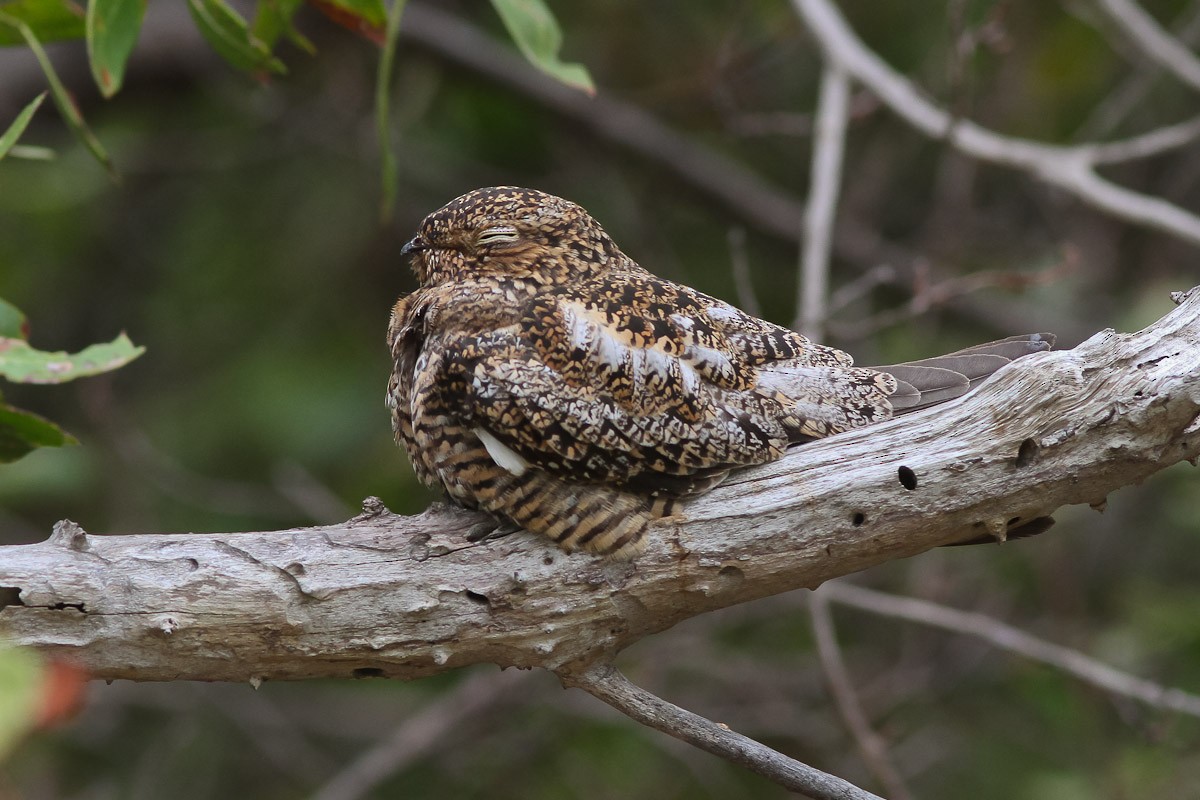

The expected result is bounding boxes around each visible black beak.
[400,235,429,257]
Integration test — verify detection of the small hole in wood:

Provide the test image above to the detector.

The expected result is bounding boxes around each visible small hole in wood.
[353,667,385,679]
[464,590,489,605]
[1016,438,1040,468]
[717,565,744,587]
[898,466,918,490]
[0,586,23,609]
[851,512,866,526]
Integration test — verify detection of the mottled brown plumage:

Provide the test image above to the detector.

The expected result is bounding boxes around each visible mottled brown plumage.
[388,187,1052,558]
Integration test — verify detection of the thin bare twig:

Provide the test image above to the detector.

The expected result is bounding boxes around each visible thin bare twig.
[796,64,851,338]
[561,661,884,800]
[311,669,530,800]
[726,227,762,318]
[826,249,1076,340]
[396,2,1095,340]
[1090,114,1200,163]
[1077,1,1200,139]
[790,0,1200,248]
[1094,0,1200,92]
[400,3,805,241]
[193,684,335,785]
[821,582,1200,719]
[724,93,880,139]
[809,589,914,800]
[826,264,898,317]
[271,461,354,525]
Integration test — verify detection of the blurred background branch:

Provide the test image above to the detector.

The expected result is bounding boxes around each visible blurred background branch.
[791,0,1200,247]
[821,581,1200,720]
[795,64,850,338]
[809,589,914,800]
[1094,0,1200,91]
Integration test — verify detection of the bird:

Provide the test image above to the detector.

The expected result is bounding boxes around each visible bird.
[387,187,1053,559]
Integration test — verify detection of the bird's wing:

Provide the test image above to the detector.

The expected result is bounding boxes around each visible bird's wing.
[436,273,896,497]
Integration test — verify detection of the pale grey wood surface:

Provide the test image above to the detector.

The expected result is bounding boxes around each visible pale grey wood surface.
[2,289,1197,683]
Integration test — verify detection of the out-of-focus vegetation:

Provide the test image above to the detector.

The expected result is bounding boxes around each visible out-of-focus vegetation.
[0,74,142,464]
[1,1,1199,798]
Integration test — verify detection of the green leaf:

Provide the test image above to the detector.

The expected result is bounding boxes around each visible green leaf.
[253,0,314,54]
[375,0,405,222]
[85,0,147,98]
[6,144,55,160]
[0,9,117,179]
[0,646,43,760]
[0,398,78,463]
[0,298,29,339]
[186,0,286,76]
[0,332,144,384]
[0,0,85,46]
[0,92,44,160]
[489,0,594,94]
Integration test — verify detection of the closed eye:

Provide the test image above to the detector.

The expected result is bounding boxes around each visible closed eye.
[476,226,520,246]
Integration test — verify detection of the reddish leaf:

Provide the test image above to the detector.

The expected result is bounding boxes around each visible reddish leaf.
[34,659,89,729]
[308,0,385,45]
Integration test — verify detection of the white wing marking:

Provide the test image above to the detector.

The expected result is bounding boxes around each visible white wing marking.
[475,428,529,476]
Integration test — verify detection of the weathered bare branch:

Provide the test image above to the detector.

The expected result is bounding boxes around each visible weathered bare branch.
[1,288,1198,684]
[821,581,1200,719]
[809,590,913,800]
[312,669,533,800]
[796,64,851,338]
[562,661,884,800]
[1094,0,1200,93]
[790,0,1200,248]
[1077,1,1200,138]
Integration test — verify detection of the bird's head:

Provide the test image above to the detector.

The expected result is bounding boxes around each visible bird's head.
[401,187,626,287]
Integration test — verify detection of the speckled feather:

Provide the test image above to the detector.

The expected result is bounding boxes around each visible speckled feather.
[387,187,1048,558]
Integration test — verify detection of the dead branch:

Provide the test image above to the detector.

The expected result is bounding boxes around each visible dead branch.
[820,581,1200,719]
[1094,0,1200,93]
[562,661,884,800]
[796,64,851,338]
[790,0,1200,248]
[809,590,913,799]
[1,288,1197,684]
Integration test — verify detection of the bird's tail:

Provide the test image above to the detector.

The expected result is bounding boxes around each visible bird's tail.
[876,333,1056,413]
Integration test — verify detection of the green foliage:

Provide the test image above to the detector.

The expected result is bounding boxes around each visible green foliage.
[0,0,84,45]
[251,0,313,55]
[1,0,595,213]
[0,393,77,462]
[315,0,386,30]
[0,332,143,384]
[0,646,42,760]
[186,0,286,76]
[375,0,405,220]
[0,299,142,463]
[490,0,595,94]
[0,298,28,338]
[0,7,114,176]
[85,0,147,97]
[0,92,46,160]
